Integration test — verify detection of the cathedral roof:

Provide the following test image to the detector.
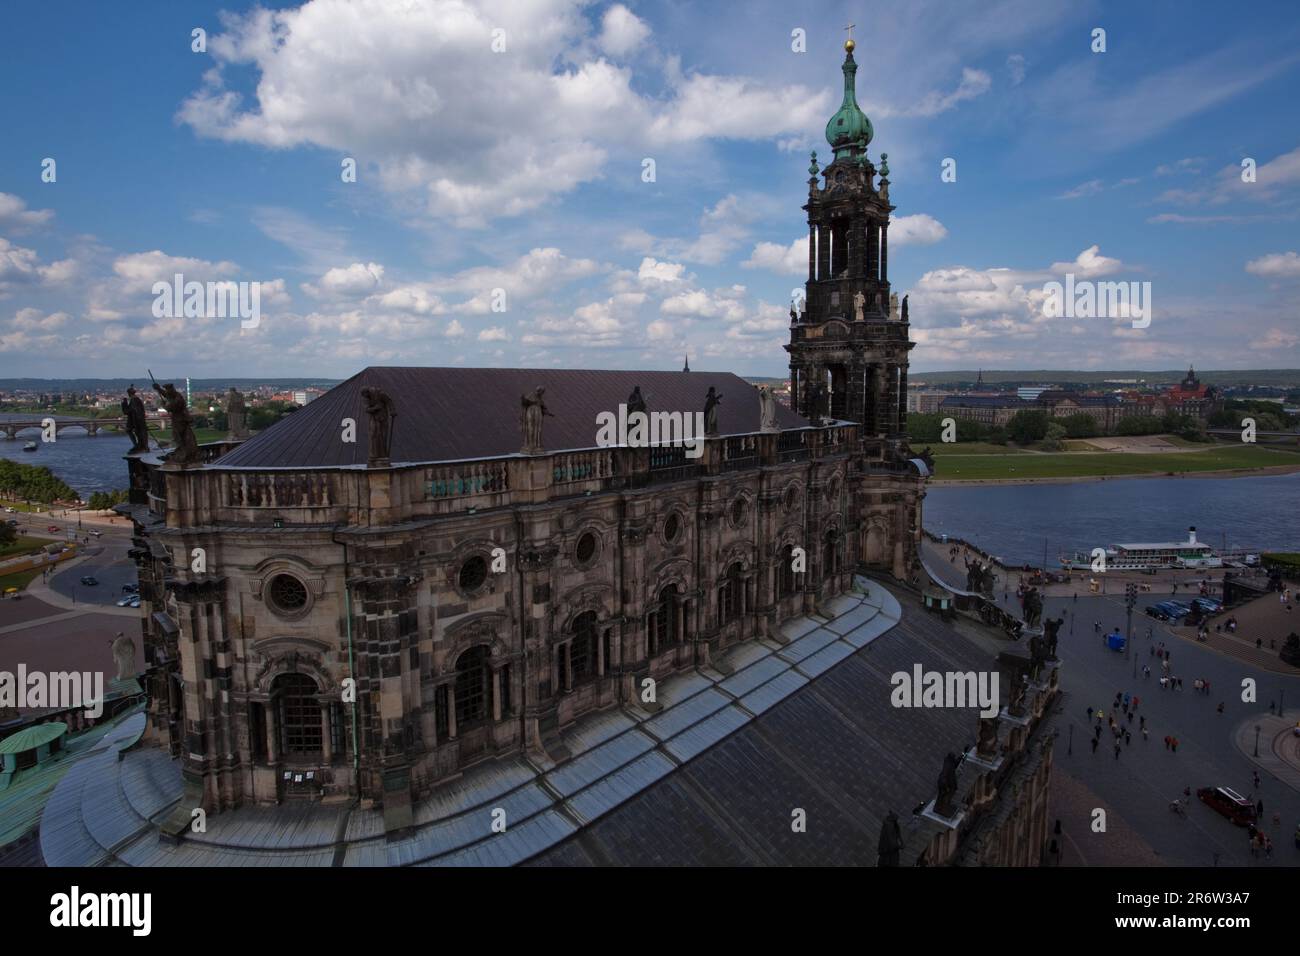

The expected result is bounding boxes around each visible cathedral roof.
[214,367,809,469]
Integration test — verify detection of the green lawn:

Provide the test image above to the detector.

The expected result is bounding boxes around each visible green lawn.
[932,444,1300,480]
[924,441,1028,456]
[0,566,43,593]
[152,427,229,444]
[0,500,46,513]
[0,535,49,559]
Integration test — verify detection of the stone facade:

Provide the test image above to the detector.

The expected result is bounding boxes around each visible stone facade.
[125,423,925,832]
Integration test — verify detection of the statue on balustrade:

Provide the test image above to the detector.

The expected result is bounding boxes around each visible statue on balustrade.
[226,387,249,439]
[703,386,722,437]
[152,380,198,465]
[361,386,396,465]
[521,386,553,454]
[758,385,778,432]
[121,385,149,454]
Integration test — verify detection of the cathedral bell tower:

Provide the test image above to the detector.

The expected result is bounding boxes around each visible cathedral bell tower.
[786,38,914,445]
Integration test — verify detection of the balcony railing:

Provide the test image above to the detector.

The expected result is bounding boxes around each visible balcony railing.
[426,460,510,500]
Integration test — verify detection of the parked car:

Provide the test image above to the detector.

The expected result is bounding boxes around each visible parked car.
[115,594,137,607]
[47,524,60,533]
[121,583,139,594]
[4,507,15,513]
[1144,604,1170,620]
[128,596,141,608]
[79,575,99,586]
[1193,597,1222,614]
[1197,786,1257,826]
[88,530,102,538]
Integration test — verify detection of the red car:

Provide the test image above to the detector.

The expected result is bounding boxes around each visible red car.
[1197,786,1257,826]
[46,524,60,533]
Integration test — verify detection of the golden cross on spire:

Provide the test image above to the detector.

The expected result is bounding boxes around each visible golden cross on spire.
[844,22,855,39]
[844,22,856,51]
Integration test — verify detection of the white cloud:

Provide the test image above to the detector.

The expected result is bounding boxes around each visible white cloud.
[743,237,807,276]
[478,326,509,342]
[0,193,54,231]
[889,213,948,246]
[1050,245,1125,278]
[305,261,385,297]
[637,257,686,283]
[112,250,240,284]
[873,68,991,118]
[1245,251,1300,278]
[598,5,650,57]
[179,0,827,225]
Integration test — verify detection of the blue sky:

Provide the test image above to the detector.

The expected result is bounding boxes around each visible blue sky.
[1,0,1298,380]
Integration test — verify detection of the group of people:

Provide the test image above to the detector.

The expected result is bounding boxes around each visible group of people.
[1090,692,1151,756]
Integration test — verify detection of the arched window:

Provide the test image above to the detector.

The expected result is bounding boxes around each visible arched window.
[275,673,322,758]
[778,544,798,598]
[823,528,839,579]
[718,563,744,626]
[571,611,598,682]
[455,646,491,728]
[654,584,679,649]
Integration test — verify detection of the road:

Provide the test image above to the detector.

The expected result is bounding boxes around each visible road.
[923,537,1300,865]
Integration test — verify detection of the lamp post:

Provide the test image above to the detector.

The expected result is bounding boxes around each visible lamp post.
[1254,724,1261,758]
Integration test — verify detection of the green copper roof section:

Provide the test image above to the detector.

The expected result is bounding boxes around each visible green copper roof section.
[0,722,67,754]
[825,47,873,158]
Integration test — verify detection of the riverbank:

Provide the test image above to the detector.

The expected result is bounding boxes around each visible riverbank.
[931,461,1300,487]
[929,444,1300,484]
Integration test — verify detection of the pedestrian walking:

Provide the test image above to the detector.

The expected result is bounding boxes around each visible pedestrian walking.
[1142,727,1149,742]
[1091,736,1099,754]
[1253,771,1260,789]
[1124,730,1131,746]
[1217,702,1225,715]
[1114,741,1121,760]
[1132,696,1139,710]
[1164,735,1171,750]
[1171,737,1179,753]
[1257,798,1264,816]
[1139,715,1146,730]
[1095,725,1102,741]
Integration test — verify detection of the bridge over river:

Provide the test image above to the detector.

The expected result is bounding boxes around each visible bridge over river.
[1,416,165,440]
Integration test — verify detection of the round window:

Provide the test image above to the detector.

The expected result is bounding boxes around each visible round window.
[576,532,597,563]
[663,513,681,543]
[731,498,747,526]
[267,574,308,614]
[458,556,488,592]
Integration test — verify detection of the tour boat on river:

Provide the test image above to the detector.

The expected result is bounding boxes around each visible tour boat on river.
[1060,526,1223,571]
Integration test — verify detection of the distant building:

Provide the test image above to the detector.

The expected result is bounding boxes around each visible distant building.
[1035,390,1125,432]
[907,390,953,414]
[939,394,1025,427]
[1162,366,1220,422]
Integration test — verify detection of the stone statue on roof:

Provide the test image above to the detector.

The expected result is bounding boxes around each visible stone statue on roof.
[889,292,899,321]
[521,386,552,454]
[1044,616,1064,659]
[627,386,646,416]
[1022,586,1043,629]
[152,380,198,465]
[977,715,999,759]
[901,294,909,323]
[110,631,135,683]
[360,386,396,465]
[853,290,866,322]
[759,385,778,433]
[121,385,149,454]
[226,387,249,439]
[703,386,722,437]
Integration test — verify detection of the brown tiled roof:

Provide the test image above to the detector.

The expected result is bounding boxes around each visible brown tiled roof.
[215,367,807,469]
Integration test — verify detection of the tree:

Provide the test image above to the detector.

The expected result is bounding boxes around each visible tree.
[0,522,15,547]
[1007,409,1050,444]
[1061,413,1099,439]
[1041,422,1068,451]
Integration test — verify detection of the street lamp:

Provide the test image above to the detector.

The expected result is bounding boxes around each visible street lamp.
[1254,724,1261,758]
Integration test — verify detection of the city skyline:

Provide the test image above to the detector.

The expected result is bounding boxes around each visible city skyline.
[1,0,1298,379]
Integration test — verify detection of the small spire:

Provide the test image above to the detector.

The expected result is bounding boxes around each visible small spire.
[683,354,690,373]
[879,152,890,178]
[808,150,819,177]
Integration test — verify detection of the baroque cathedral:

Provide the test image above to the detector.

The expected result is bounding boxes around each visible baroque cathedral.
[122,40,932,836]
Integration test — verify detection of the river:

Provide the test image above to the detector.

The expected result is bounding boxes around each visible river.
[0,415,133,499]
[923,473,1300,566]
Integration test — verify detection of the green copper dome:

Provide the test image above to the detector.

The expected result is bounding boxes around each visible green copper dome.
[825,44,873,158]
